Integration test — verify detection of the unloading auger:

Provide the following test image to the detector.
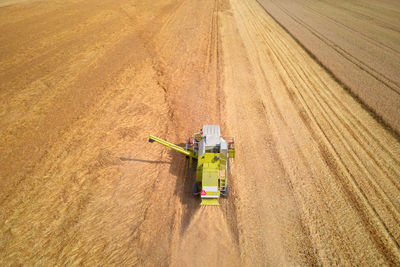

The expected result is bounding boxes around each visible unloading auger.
[149,125,235,205]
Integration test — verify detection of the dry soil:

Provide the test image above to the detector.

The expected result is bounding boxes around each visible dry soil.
[257,0,400,134]
[0,0,399,266]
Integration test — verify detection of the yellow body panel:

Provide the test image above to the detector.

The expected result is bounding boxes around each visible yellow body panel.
[201,198,220,205]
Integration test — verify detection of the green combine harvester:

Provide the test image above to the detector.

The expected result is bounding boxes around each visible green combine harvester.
[149,125,235,205]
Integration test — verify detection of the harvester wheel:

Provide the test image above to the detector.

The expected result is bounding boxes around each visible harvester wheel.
[192,158,198,172]
[222,185,229,198]
[192,182,201,197]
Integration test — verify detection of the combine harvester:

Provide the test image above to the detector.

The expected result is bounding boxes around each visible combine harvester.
[149,125,235,205]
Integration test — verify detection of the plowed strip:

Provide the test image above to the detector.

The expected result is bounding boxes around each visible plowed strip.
[220,0,400,265]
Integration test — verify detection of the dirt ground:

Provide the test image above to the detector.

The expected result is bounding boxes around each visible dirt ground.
[257,0,400,134]
[0,0,399,266]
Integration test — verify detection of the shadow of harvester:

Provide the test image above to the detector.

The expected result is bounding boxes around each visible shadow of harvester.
[119,143,200,234]
[169,144,201,235]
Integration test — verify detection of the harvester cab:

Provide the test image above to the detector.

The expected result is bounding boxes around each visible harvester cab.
[149,125,235,205]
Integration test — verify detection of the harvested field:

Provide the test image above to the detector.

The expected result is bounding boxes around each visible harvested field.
[257,0,400,134]
[0,0,399,266]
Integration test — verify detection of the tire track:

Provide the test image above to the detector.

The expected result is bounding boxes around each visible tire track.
[256,4,400,248]
[267,23,400,190]
[253,0,398,221]
[267,0,400,94]
[223,0,400,264]
[300,1,400,55]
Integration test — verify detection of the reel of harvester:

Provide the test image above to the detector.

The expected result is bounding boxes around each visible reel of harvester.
[149,125,235,206]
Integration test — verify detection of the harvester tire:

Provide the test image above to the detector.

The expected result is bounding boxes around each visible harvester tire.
[222,185,229,198]
[192,182,201,197]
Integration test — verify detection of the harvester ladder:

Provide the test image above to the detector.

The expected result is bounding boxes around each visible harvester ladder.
[219,158,227,190]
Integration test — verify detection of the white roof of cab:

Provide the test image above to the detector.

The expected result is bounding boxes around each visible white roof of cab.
[202,125,221,147]
[202,125,220,136]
